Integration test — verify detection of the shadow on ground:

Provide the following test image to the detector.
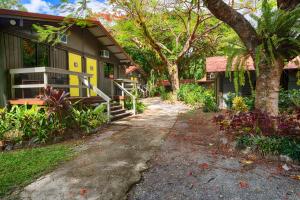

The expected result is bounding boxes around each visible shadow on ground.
[128,110,300,200]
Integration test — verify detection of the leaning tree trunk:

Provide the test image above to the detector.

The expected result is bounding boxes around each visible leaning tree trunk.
[255,59,285,116]
[167,62,180,93]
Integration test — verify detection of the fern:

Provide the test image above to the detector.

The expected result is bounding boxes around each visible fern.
[226,0,300,93]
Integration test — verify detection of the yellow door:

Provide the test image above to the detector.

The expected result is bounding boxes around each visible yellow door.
[69,53,82,97]
[86,57,98,96]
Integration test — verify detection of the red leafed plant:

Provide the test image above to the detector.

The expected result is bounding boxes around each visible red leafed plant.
[213,109,300,137]
[38,86,71,120]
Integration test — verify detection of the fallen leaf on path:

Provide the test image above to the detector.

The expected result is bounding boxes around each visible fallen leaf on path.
[239,181,249,189]
[80,188,88,196]
[290,175,300,180]
[199,163,209,169]
[240,159,254,165]
[282,164,290,171]
[188,171,193,176]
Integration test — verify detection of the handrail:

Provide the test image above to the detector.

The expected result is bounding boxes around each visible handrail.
[114,79,138,83]
[10,67,93,77]
[80,77,111,120]
[113,80,136,115]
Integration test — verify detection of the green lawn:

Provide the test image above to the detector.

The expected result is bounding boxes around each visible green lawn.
[0,144,75,197]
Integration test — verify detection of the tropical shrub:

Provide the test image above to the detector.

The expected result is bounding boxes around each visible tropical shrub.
[177,84,205,106]
[244,95,255,111]
[232,96,248,112]
[0,105,61,142]
[237,135,300,161]
[278,89,300,112]
[178,84,218,112]
[202,90,219,112]
[124,98,146,113]
[72,104,108,133]
[159,86,173,101]
[39,86,72,119]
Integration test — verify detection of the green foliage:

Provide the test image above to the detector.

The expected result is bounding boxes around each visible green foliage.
[0,0,27,11]
[237,135,300,161]
[279,89,300,111]
[232,96,248,112]
[124,99,146,114]
[202,90,219,112]
[178,84,205,106]
[0,144,74,197]
[159,86,173,101]
[252,0,300,66]
[0,105,62,143]
[178,84,218,112]
[244,94,256,111]
[180,58,206,80]
[71,105,108,133]
[225,0,300,93]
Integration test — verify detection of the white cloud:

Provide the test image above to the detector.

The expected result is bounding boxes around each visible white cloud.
[24,0,54,14]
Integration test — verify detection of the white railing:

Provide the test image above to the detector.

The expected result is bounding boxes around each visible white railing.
[9,67,111,119]
[113,79,136,115]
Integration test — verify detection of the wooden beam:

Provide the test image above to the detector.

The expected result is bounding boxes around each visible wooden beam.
[96,35,107,38]
[104,44,116,47]
[113,52,123,54]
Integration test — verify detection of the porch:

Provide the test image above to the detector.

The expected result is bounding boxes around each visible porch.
[8,67,140,120]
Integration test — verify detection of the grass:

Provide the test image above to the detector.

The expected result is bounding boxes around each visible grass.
[0,144,75,197]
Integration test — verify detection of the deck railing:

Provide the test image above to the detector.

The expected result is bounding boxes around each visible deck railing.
[113,79,137,115]
[10,67,111,119]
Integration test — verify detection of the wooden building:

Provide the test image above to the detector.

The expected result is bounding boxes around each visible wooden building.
[0,9,144,119]
[205,56,300,108]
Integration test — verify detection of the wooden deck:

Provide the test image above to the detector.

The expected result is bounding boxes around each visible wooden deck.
[9,96,106,106]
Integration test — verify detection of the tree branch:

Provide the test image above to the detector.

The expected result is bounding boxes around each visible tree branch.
[203,0,260,53]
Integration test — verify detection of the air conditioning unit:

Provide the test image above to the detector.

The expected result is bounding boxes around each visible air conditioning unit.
[209,73,216,80]
[59,34,68,44]
[100,50,110,58]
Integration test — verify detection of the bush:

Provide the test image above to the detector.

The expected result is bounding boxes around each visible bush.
[237,135,300,161]
[202,90,219,112]
[178,84,218,112]
[124,98,146,113]
[0,105,62,143]
[214,109,300,137]
[177,84,205,106]
[159,86,173,101]
[232,96,248,112]
[279,89,300,112]
[244,95,255,111]
[72,105,108,133]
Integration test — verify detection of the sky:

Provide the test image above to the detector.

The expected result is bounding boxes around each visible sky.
[20,0,110,15]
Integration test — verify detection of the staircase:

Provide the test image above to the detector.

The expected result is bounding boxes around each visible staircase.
[109,102,132,121]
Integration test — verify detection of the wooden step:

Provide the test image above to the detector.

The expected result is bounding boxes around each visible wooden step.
[110,105,122,111]
[111,109,126,115]
[9,98,46,106]
[111,112,132,121]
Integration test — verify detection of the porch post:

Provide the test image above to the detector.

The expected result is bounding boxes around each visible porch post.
[43,72,48,86]
[10,73,15,99]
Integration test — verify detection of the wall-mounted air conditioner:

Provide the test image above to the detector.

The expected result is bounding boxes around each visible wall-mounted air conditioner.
[209,73,216,80]
[100,50,110,58]
[59,34,68,44]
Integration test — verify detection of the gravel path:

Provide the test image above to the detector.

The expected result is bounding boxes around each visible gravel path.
[18,98,189,200]
[128,110,300,200]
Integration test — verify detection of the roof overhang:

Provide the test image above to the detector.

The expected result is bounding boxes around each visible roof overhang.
[0,8,135,65]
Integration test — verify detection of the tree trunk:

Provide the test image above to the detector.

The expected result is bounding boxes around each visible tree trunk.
[167,62,180,93]
[255,59,284,116]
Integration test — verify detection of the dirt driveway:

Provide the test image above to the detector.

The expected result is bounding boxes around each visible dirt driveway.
[128,110,300,200]
[19,98,189,200]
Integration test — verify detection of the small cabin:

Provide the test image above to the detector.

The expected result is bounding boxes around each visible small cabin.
[205,56,300,108]
[0,9,142,111]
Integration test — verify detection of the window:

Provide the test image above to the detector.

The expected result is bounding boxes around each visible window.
[104,63,114,78]
[22,39,49,67]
